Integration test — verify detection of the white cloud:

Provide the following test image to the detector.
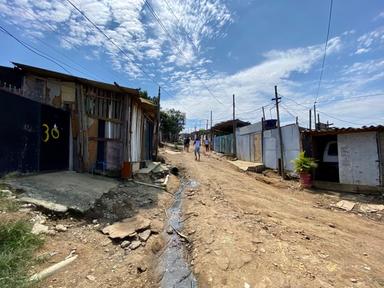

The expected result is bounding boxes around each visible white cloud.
[0,0,232,78]
[355,26,384,54]
[373,11,384,21]
[162,37,342,124]
[355,47,370,54]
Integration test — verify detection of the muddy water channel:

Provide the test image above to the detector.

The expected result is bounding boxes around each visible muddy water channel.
[158,179,198,287]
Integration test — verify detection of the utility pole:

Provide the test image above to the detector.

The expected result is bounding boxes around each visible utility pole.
[206,119,208,131]
[272,85,285,178]
[317,113,320,127]
[262,106,266,121]
[155,86,161,160]
[232,94,237,156]
[313,102,317,130]
[309,109,312,130]
[210,110,213,149]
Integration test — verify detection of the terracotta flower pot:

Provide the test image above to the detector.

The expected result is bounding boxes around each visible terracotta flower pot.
[299,172,312,188]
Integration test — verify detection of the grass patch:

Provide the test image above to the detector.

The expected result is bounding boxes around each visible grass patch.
[0,220,44,288]
[0,191,20,212]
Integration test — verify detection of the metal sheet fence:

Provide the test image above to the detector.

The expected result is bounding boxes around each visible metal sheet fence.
[213,134,234,154]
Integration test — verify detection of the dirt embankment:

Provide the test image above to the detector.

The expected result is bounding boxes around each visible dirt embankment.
[0,174,181,288]
[162,148,384,288]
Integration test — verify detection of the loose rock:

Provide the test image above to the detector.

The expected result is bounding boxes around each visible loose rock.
[139,229,151,242]
[129,241,142,250]
[31,223,49,235]
[55,224,67,232]
[166,226,174,234]
[121,240,131,249]
[86,275,96,281]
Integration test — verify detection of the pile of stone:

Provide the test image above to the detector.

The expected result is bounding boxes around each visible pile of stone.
[102,215,163,251]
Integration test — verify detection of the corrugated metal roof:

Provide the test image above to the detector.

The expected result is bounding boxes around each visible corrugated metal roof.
[213,119,250,133]
[12,62,139,96]
[139,97,157,107]
[303,125,384,136]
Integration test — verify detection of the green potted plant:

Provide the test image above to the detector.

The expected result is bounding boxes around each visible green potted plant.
[292,152,317,188]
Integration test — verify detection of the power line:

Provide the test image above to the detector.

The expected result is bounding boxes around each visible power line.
[316,110,367,126]
[144,0,225,105]
[65,0,174,98]
[19,8,107,82]
[282,92,384,107]
[0,25,73,75]
[163,0,200,53]
[314,0,334,103]
[280,103,297,119]
[161,0,237,108]
[281,94,371,126]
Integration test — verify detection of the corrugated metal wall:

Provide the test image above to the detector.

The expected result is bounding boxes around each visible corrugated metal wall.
[214,134,234,154]
[237,134,252,161]
[263,124,301,171]
[236,123,262,162]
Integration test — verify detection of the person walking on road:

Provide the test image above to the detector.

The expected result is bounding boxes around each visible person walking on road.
[194,137,201,161]
[184,137,190,152]
[204,137,209,152]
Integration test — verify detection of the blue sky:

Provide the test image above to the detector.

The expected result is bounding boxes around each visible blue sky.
[0,0,383,131]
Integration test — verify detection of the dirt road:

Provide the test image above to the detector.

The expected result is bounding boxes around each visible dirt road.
[162,148,384,288]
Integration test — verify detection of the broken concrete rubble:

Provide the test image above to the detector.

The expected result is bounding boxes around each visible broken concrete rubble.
[335,200,356,211]
[138,229,151,242]
[102,216,151,239]
[19,197,68,213]
[358,204,384,213]
[6,171,118,213]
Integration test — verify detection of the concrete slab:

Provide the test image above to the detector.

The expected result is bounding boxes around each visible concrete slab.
[227,160,265,172]
[102,215,151,239]
[136,162,161,174]
[335,200,356,211]
[5,171,118,213]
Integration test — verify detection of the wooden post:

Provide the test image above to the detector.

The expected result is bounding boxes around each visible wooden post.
[272,86,285,178]
[309,109,312,130]
[232,94,237,156]
[154,86,161,160]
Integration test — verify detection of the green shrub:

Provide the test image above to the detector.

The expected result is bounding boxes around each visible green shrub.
[292,152,317,173]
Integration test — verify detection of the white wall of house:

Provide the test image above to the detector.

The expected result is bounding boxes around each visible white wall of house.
[338,132,380,186]
[263,124,301,171]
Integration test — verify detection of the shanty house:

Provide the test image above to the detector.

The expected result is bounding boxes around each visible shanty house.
[0,63,158,177]
[303,126,384,193]
[212,119,250,155]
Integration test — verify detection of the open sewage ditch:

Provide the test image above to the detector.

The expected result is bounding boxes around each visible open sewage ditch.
[157,178,198,288]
